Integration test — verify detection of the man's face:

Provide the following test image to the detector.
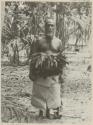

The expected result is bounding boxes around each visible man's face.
[45,23,55,38]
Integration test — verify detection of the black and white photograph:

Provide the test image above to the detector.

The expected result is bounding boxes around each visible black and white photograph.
[1,0,92,124]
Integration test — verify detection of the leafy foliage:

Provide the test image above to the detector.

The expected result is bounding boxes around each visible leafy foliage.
[29,52,68,80]
[1,2,92,63]
[2,95,32,123]
[2,2,92,45]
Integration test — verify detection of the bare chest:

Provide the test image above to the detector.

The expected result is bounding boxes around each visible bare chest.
[38,39,60,53]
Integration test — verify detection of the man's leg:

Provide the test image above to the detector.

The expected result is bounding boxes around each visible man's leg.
[46,107,62,119]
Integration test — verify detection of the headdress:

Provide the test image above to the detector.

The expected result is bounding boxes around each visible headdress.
[45,18,55,25]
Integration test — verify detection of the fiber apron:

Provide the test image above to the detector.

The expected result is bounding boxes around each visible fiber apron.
[31,75,61,111]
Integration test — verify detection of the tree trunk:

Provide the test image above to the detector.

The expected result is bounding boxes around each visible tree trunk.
[1,1,5,30]
[8,39,19,65]
[56,4,65,50]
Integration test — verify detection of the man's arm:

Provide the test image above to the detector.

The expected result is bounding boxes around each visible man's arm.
[30,39,39,56]
[29,39,39,81]
[57,40,65,84]
[58,40,63,53]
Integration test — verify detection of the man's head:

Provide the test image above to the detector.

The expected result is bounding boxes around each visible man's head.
[45,18,55,39]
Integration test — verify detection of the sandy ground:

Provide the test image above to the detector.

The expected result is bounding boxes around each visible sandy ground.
[1,47,92,123]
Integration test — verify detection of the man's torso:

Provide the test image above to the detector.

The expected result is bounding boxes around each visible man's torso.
[36,36,62,54]
[31,35,62,87]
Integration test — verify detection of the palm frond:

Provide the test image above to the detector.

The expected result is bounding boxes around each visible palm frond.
[2,95,33,123]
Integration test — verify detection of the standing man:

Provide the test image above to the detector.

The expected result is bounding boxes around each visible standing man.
[29,18,63,119]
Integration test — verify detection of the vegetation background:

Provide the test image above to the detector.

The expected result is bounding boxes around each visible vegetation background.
[1,1,92,123]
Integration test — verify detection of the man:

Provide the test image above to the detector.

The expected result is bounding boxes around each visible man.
[29,18,63,119]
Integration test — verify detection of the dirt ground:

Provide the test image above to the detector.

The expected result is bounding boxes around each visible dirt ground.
[1,46,92,124]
